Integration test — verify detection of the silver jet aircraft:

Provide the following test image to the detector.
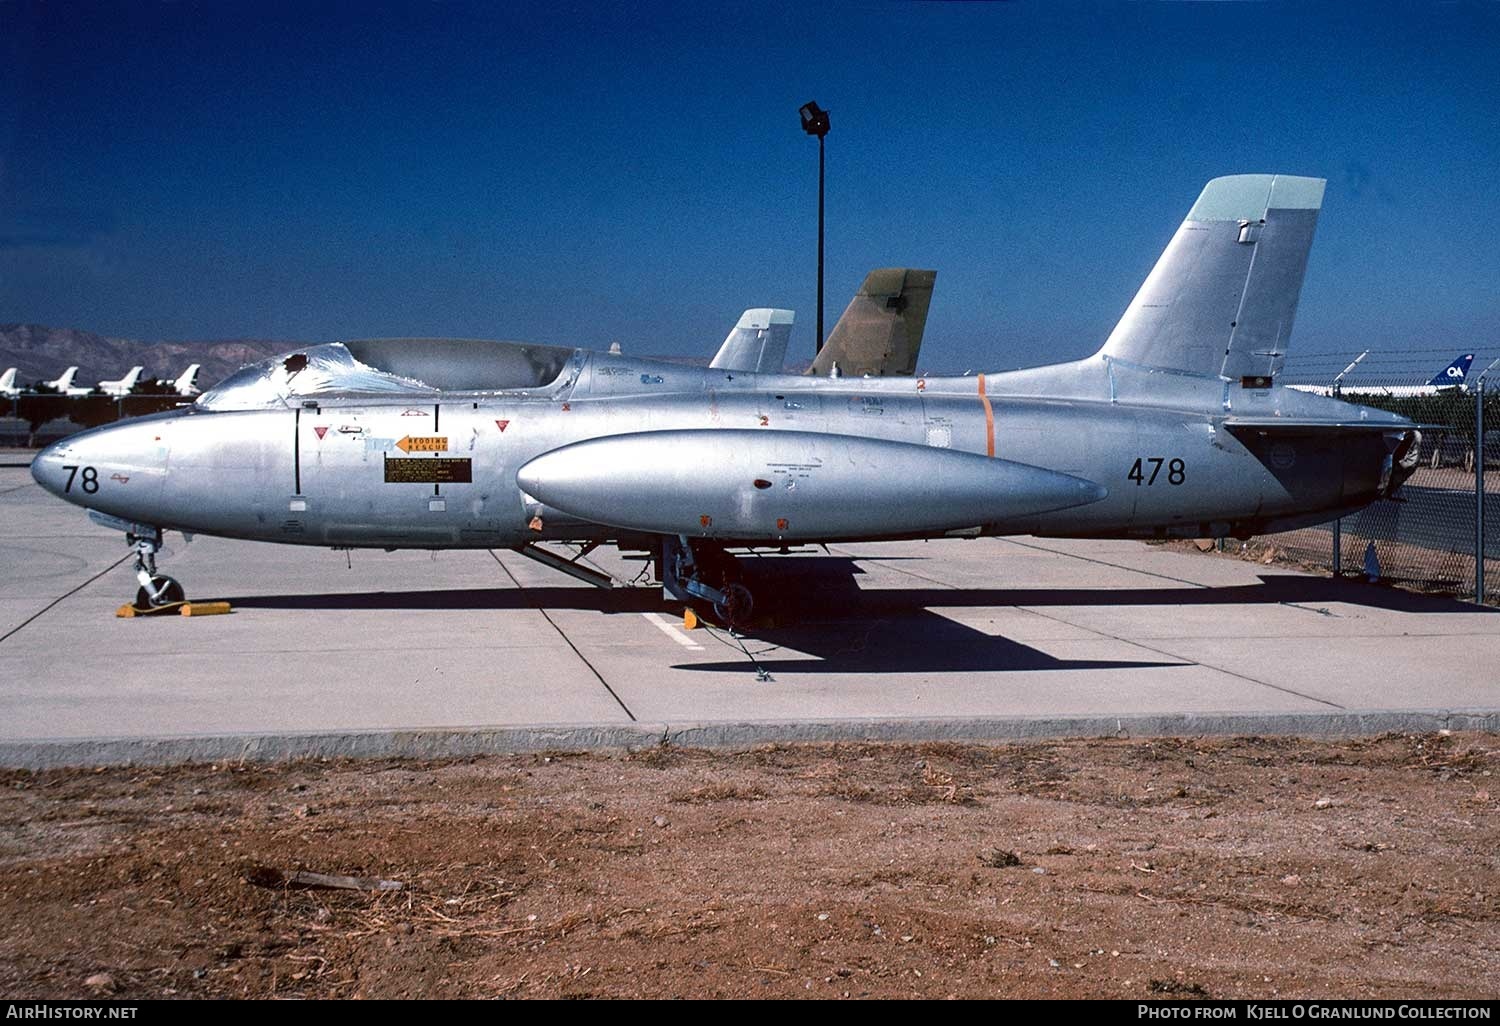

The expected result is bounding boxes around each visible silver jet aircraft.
[32,174,1420,622]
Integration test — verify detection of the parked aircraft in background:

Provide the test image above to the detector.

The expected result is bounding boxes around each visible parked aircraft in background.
[172,364,203,397]
[44,366,92,397]
[708,269,934,376]
[0,368,19,400]
[709,309,793,373]
[808,268,935,378]
[97,366,144,398]
[34,174,1420,622]
[1289,353,1475,399]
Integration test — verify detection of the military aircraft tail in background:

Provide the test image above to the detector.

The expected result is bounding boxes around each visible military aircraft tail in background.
[44,366,91,397]
[33,174,1419,621]
[808,268,936,378]
[709,309,793,373]
[709,268,936,377]
[98,366,144,398]
[171,364,203,397]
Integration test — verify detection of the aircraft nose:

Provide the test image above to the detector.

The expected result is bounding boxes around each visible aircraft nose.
[30,437,74,499]
[29,419,170,515]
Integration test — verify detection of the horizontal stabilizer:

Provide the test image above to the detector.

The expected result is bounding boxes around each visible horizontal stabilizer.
[709,309,794,373]
[1223,417,1416,434]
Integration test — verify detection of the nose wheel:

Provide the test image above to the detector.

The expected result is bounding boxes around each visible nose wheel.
[129,529,187,609]
[135,574,185,609]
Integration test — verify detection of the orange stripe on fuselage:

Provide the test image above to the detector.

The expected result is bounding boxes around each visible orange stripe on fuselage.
[977,374,995,457]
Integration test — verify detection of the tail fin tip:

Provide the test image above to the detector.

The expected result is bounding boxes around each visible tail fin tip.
[1188,174,1326,222]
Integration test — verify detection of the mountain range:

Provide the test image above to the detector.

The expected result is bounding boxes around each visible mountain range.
[0,325,293,391]
[1,324,804,395]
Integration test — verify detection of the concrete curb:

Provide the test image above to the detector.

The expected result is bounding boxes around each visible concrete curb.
[2,709,1497,769]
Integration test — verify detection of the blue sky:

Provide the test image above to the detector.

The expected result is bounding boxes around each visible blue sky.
[1,1,1496,374]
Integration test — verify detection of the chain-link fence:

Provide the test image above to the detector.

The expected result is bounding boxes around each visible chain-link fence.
[1255,349,1497,605]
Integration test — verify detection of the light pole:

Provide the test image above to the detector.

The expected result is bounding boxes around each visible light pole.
[799,101,830,353]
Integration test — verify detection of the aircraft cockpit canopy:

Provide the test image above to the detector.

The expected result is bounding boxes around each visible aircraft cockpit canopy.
[196,339,579,410]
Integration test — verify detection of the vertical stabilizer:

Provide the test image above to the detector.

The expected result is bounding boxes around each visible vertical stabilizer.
[0,368,16,395]
[174,364,202,396]
[808,268,936,377]
[1428,354,1474,388]
[48,366,78,391]
[709,310,794,373]
[99,366,144,397]
[1099,174,1325,380]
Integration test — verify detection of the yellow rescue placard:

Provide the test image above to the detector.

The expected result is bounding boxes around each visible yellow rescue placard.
[383,457,472,484]
[396,435,448,453]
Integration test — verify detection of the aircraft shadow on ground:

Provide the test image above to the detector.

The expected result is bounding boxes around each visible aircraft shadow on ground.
[220,555,1488,618]
[219,555,1486,675]
[222,578,1180,675]
[676,610,1184,675]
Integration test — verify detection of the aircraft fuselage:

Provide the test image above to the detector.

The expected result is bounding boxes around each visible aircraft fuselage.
[31,350,1414,551]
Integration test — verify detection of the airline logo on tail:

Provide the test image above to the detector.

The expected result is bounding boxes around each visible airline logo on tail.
[1431,354,1474,387]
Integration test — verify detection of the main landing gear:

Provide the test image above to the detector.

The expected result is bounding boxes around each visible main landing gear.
[130,528,185,610]
[661,535,754,628]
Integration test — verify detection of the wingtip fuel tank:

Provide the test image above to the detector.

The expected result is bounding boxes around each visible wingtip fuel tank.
[516,429,1107,542]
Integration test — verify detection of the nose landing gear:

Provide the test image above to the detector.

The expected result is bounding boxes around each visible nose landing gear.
[130,529,184,609]
[85,512,188,611]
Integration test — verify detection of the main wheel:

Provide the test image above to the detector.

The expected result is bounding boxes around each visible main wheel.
[712,581,754,628]
[134,574,185,610]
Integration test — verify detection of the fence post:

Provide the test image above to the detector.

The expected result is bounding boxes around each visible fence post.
[1477,377,1486,605]
[1327,364,1351,579]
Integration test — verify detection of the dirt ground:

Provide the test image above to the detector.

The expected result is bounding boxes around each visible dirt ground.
[0,734,1495,1000]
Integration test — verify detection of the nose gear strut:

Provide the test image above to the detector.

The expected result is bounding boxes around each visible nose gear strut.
[129,527,184,609]
[84,512,187,610]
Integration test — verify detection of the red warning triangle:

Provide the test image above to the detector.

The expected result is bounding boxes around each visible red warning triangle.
[313,426,328,439]
[496,420,510,432]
